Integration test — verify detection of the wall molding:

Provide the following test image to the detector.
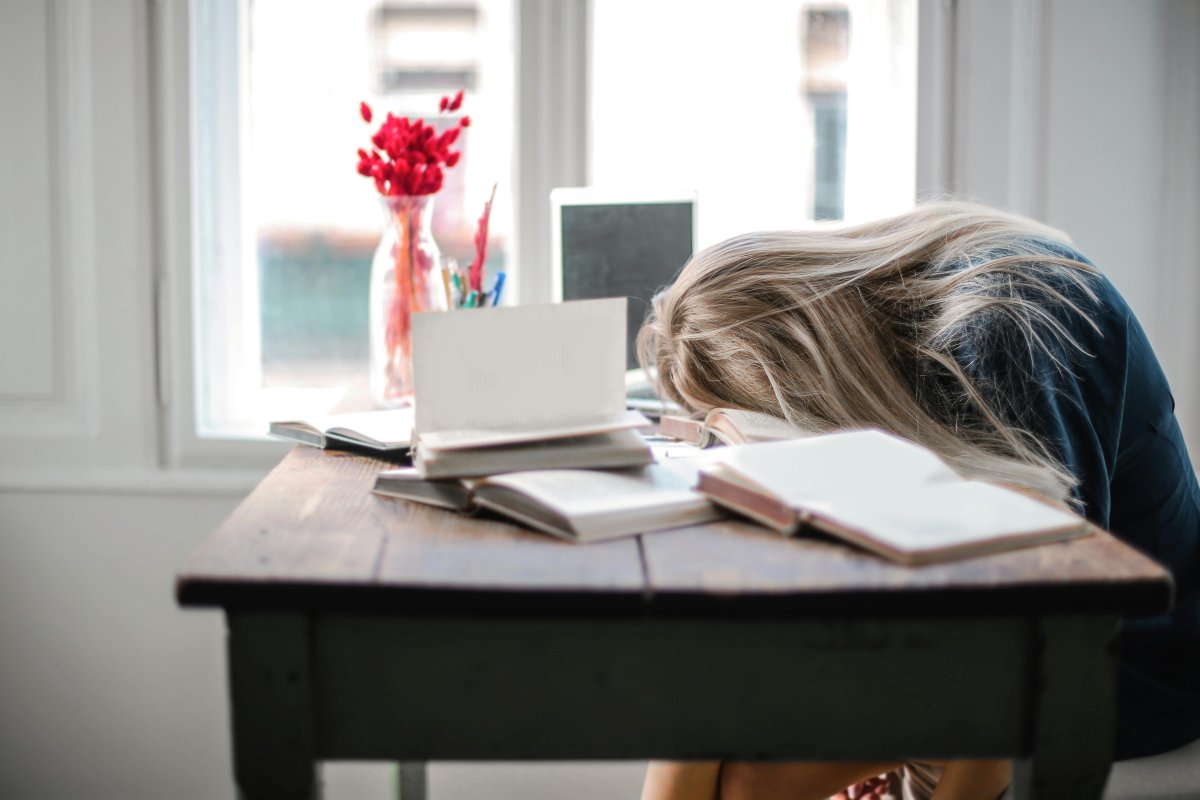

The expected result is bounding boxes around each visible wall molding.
[1003,0,1049,220]
[515,0,589,305]
[0,466,261,497]
[1154,0,1200,447]
[0,0,96,437]
[947,0,1052,216]
[916,0,956,197]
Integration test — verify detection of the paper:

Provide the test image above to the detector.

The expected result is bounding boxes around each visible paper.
[411,298,627,436]
[481,458,706,517]
[718,429,960,507]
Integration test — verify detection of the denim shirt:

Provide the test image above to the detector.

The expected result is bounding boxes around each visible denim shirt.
[949,240,1200,759]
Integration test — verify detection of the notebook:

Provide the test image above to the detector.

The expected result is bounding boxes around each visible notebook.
[697,429,1090,564]
[409,298,652,477]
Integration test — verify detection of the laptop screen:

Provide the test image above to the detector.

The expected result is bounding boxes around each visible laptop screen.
[554,193,696,369]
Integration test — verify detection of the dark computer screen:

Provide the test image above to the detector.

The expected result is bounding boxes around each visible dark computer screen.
[559,201,694,369]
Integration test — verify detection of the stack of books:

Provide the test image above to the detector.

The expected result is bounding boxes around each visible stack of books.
[273,298,723,543]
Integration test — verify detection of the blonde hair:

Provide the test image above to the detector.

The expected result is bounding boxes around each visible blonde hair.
[637,201,1101,503]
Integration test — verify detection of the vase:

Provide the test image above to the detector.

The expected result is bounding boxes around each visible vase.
[369,193,447,407]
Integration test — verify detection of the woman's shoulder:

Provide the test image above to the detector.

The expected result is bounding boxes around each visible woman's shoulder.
[943,235,1130,351]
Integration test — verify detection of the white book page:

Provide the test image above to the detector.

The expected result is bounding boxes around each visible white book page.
[717,429,961,507]
[480,459,708,518]
[711,409,810,443]
[306,408,415,446]
[824,481,1085,554]
[411,298,627,437]
[418,409,648,451]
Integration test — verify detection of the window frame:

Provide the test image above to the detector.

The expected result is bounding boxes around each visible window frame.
[157,0,588,468]
[156,0,947,470]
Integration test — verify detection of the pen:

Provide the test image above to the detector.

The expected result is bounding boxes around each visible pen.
[490,272,507,306]
[441,266,454,309]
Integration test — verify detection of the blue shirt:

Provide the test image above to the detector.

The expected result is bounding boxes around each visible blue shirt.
[950,240,1200,759]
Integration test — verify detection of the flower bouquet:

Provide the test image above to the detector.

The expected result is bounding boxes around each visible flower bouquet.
[356,92,470,406]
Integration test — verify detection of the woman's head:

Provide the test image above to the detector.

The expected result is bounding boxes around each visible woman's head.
[638,201,1098,501]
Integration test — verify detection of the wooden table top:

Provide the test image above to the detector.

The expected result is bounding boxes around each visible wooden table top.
[176,446,1173,618]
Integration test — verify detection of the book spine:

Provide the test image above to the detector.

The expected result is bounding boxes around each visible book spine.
[696,471,798,534]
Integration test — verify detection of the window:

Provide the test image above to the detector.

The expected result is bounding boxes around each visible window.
[191,0,514,436]
[590,0,915,246]
[189,0,914,441]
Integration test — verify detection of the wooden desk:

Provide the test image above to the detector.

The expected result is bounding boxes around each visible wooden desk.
[176,446,1171,799]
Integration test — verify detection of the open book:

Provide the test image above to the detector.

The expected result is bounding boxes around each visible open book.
[698,429,1090,565]
[374,458,722,542]
[409,298,651,477]
[660,408,810,447]
[268,408,414,453]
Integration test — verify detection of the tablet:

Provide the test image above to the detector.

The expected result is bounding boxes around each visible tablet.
[550,187,697,370]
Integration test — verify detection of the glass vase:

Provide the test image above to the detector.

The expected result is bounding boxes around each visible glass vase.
[369,194,446,407]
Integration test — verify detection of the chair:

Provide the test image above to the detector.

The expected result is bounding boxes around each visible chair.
[1103,737,1200,799]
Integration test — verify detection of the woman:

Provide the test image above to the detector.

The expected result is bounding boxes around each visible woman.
[636,202,1200,800]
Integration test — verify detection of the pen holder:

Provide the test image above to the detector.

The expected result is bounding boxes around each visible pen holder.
[369,194,447,407]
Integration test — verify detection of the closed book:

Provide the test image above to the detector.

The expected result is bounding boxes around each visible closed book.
[413,428,653,479]
[697,429,1090,565]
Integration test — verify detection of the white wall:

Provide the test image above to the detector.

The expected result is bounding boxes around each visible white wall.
[0,490,647,799]
[945,0,1200,446]
[0,492,235,800]
[0,0,1197,798]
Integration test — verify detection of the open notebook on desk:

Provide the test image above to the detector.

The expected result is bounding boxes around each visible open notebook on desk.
[268,408,414,454]
[410,297,652,478]
[698,430,1090,564]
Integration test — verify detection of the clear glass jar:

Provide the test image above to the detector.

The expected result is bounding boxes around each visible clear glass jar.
[369,194,447,406]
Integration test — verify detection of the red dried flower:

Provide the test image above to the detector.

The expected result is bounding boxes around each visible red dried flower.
[467,183,497,292]
[360,101,373,123]
[356,93,470,196]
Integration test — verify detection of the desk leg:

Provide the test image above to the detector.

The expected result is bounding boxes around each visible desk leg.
[1013,615,1119,800]
[228,612,320,800]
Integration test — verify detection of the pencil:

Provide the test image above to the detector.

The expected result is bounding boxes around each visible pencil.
[441,266,454,309]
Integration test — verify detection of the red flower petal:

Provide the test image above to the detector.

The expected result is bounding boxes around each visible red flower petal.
[460,115,471,127]
[360,101,373,123]
[448,90,464,111]
[439,96,449,112]
[445,151,460,167]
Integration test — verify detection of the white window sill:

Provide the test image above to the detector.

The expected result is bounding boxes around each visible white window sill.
[0,466,269,497]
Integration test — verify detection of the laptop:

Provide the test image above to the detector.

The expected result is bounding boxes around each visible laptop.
[550,188,697,415]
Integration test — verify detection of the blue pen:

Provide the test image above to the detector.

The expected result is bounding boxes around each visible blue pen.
[490,272,507,306]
